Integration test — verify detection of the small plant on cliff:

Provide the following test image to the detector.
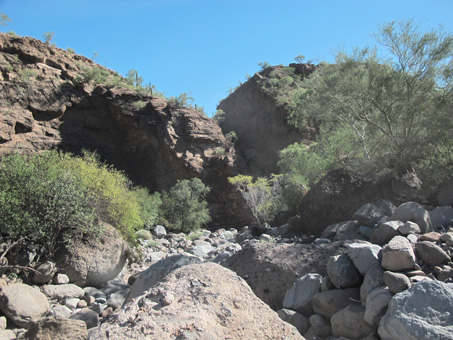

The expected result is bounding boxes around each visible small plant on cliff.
[160,178,211,233]
[0,13,11,27]
[42,31,54,46]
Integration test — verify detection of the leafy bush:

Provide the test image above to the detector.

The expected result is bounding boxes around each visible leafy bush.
[135,229,153,241]
[0,151,97,257]
[160,178,211,233]
[228,175,286,224]
[225,131,238,144]
[0,150,163,258]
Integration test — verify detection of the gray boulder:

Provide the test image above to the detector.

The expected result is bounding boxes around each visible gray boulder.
[398,221,421,235]
[41,284,84,301]
[391,202,433,233]
[0,284,49,328]
[347,242,382,275]
[378,280,453,340]
[364,287,393,327]
[277,309,310,335]
[327,254,361,289]
[429,206,453,230]
[415,241,451,267]
[312,287,360,319]
[383,271,411,294]
[352,203,386,227]
[321,220,366,242]
[381,236,416,271]
[361,266,385,302]
[371,221,402,245]
[153,225,167,238]
[331,305,375,339]
[307,314,333,338]
[69,308,99,329]
[31,261,57,285]
[282,273,322,316]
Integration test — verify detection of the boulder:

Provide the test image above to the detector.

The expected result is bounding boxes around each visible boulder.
[420,231,442,242]
[88,263,304,340]
[383,271,411,294]
[398,221,421,235]
[361,266,385,302]
[282,273,322,316]
[390,202,432,233]
[364,287,393,327]
[381,236,416,271]
[53,274,70,285]
[352,203,386,227]
[69,309,99,329]
[55,223,128,287]
[24,316,87,340]
[307,314,333,338]
[127,254,201,302]
[32,261,57,285]
[152,225,166,238]
[321,220,367,241]
[0,284,49,328]
[277,309,310,335]
[347,242,382,275]
[378,280,453,340]
[311,287,360,319]
[327,255,361,289]
[415,241,451,267]
[223,241,351,310]
[429,206,453,230]
[370,221,402,245]
[331,305,375,339]
[41,284,84,301]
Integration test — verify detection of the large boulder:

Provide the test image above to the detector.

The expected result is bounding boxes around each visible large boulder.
[381,236,416,271]
[378,280,453,340]
[390,202,432,233]
[415,241,451,267]
[24,316,87,340]
[331,304,375,339]
[326,255,361,289]
[223,241,351,310]
[347,242,382,275]
[311,287,360,319]
[88,263,304,340]
[55,223,128,287]
[127,254,201,303]
[294,169,421,236]
[0,284,49,328]
[282,273,322,316]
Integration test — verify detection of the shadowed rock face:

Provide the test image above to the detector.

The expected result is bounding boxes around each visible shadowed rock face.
[0,33,252,228]
[217,64,317,175]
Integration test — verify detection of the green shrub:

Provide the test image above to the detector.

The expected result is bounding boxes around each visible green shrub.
[135,229,153,241]
[0,151,97,257]
[133,188,161,229]
[161,178,211,233]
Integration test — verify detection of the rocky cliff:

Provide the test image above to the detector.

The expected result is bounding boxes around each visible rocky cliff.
[0,33,251,228]
[217,63,317,175]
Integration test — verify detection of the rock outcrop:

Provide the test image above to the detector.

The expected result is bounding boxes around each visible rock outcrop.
[0,33,251,228]
[217,64,317,175]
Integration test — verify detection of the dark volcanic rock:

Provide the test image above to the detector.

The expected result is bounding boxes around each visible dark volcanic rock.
[0,33,252,228]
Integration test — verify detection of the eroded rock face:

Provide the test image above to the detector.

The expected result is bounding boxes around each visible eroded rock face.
[88,263,304,340]
[0,33,251,228]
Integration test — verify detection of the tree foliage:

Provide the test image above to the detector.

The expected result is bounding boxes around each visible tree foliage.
[0,13,11,27]
[160,178,211,232]
[289,20,453,176]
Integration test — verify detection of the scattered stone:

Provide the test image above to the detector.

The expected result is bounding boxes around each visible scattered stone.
[321,220,366,242]
[32,261,57,285]
[65,298,80,310]
[438,267,453,282]
[370,220,402,245]
[277,309,310,335]
[331,304,375,340]
[41,284,84,301]
[420,231,442,242]
[76,300,87,309]
[440,233,453,243]
[83,287,105,300]
[308,314,332,338]
[352,203,386,227]
[282,273,322,316]
[406,233,418,244]
[91,302,107,315]
[347,242,382,275]
[100,307,113,318]
[24,316,87,340]
[47,305,72,319]
[52,274,70,285]
[381,236,416,271]
[415,241,451,267]
[390,202,432,233]
[378,280,453,340]
[327,255,361,289]
[364,287,393,327]
[321,275,335,292]
[398,221,421,235]
[383,271,411,294]
[259,234,272,242]
[153,225,167,238]
[312,287,360,319]
[361,266,385,302]
[0,283,49,328]
[69,308,99,329]
[375,199,396,217]
[357,225,374,239]
[0,316,6,330]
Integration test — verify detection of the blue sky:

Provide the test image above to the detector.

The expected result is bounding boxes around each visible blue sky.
[1,0,453,116]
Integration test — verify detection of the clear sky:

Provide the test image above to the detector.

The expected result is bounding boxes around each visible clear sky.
[1,0,453,116]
